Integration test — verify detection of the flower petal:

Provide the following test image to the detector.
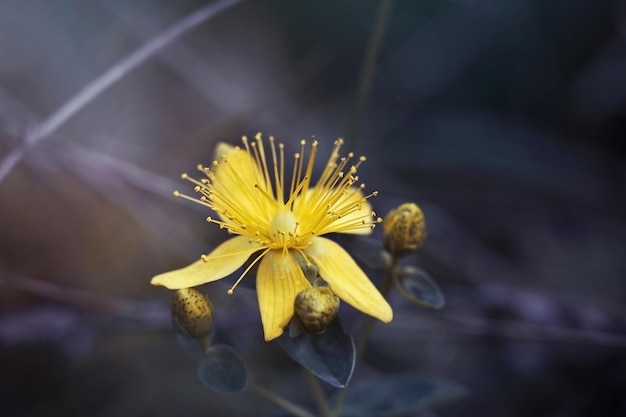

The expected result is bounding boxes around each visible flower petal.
[151,236,262,289]
[256,250,312,341]
[212,147,277,227]
[305,237,392,322]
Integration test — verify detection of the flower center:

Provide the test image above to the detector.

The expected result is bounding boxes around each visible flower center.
[269,209,299,249]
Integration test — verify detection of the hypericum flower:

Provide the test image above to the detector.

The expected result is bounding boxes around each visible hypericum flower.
[152,133,392,341]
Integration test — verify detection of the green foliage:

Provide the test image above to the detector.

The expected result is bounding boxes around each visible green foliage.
[197,345,248,394]
[395,266,445,309]
[348,236,390,269]
[277,319,355,388]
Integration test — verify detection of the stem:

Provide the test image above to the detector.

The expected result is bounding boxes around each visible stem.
[344,0,394,150]
[355,255,397,359]
[249,383,317,417]
[197,335,212,354]
[304,370,332,417]
[333,255,399,416]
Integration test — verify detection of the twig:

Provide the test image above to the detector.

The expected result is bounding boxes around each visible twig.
[333,255,399,416]
[304,370,331,417]
[345,0,394,150]
[0,0,241,184]
[249,383,317,417]
[354,255,397,359]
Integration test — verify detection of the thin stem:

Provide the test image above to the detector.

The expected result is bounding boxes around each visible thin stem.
[0,0,241,185]
[249,383,316,417]
[345,0,394,150]
[304,370,332,417]
[333,255,399,417]
[197,335,212,354]
[355,255,397,359]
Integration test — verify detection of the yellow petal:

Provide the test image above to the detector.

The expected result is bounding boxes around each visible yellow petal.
[151,236,262,289]
[212,147,277,226]
[305,237,392,322]
[256,250,312,341]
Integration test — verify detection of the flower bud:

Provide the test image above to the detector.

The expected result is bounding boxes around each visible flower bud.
[171,288,214,338]
[294,287,340,333]
[382,202,426,257]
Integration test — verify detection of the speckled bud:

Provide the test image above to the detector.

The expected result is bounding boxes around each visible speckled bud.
[382,202,426,257]
[171,288,214,338]
[294,287,340,333]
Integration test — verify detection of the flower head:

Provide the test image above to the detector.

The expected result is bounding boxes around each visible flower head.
[152,133,392,341]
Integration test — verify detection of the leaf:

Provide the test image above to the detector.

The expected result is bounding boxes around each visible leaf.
[395,266,445,309]
[277,319,355,388]
[197,345,248,393]
[346,236,390,269]
[337,375,466,417]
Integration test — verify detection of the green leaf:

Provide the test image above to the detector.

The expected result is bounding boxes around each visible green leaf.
[347,236,390,269]
[277,319,355,388]
[337,375,466,417]
[395,266,445,309]
[197,345,248,393]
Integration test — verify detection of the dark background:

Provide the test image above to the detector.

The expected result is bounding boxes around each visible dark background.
[1,0,625,416]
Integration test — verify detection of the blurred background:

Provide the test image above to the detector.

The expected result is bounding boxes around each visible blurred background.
[1,0,625,416]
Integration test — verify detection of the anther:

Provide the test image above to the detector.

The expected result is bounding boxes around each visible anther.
[173,191,180,197]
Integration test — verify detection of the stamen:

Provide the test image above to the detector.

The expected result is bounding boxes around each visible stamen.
[173,190,213,209]
[227,248,270,294]
[279,143,285,203]
[297,140,318,207]
[241,135,250,153]
[255,133,272,193]
[205,216,249,236]
[269,136,284,203]
[285,176,309,207]
[181,172,209,189]
[254,183,279,205]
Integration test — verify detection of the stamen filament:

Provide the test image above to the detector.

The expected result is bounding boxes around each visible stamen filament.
[227,248,270,294]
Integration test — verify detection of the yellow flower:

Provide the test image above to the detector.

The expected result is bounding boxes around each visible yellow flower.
[151,134,392,341]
